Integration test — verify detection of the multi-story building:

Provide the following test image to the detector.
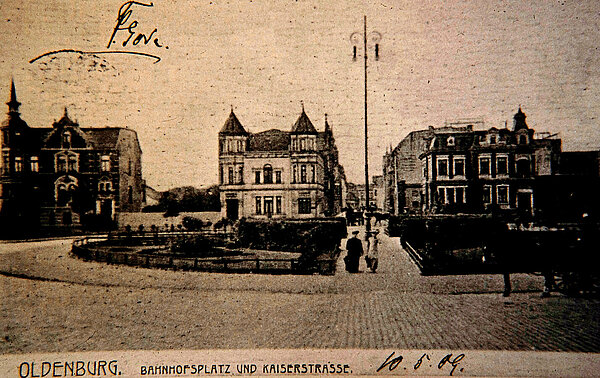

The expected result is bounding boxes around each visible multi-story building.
[0,81,143,231]
[382,124,473,215]
[420,108,561,214]
[218,107,345,219]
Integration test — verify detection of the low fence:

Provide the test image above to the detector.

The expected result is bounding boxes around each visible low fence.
[71,234,336,275]
[117,212,222,230]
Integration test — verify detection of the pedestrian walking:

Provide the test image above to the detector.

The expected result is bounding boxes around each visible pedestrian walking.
[366,230,380,273]
[344,230,363,273]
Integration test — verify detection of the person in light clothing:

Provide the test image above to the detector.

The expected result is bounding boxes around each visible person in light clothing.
[365,230,380,273]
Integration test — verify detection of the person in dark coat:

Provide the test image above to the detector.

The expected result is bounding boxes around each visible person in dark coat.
[345,230,364,273]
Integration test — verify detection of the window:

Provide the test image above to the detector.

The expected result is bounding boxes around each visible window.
[255,197,262,215]
[219,166,223,184]
[101,155,110,172]
[99,180,112,193]
[128,186,133,204]
[310,164,315,183]
[56,152,77,172]
[497,156,508,175]
[298,198,311,214]
[519,135,527,145]
[292,165,297,183]
[516,158,530,177]
[497,185,509,204]
[446,187,455,204]
[62,131,71,148]
[263,164,273,184]
[482,185,491,204]
[447,136,455,146]
[255,171,261,184]
[55,177,78,207]
[300,138,306,151]
[57,155,67,172]
[453,158,465,176]
[228,167,234,185]
[68,155,77,172]
[489,135,496,144]
[30,156,39,172]
[275,196,282,214]
[455,187,465,204]
[14,157,23,172]
[275,171,282,184]
[437,158,448,176]
[437,188,445,204]
[479,157,490,175]
[2,152,9,174]
[238,166,244,184]
[264,197,273,216]
[300,165,307,183]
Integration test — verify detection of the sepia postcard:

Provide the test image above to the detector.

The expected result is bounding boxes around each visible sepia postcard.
[1,0,599,376]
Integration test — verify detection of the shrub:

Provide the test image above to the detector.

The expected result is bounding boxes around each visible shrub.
[236,218,347,272]
[171,234,215,256]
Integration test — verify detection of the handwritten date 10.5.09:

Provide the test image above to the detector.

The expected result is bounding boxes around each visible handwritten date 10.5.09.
[377,352,465,376]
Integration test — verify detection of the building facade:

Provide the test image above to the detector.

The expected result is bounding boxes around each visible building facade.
[420,108,561,215]
[218,108,345,219]
[0,82,143,231]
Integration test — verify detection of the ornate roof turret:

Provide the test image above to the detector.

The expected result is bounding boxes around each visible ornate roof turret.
[219,108,248,135]
[324,113,331,134]
[7,79,20,115]
[2,80,30,131]
[53,107,79,128]
[291,106,317,134]
[513,106,528,132]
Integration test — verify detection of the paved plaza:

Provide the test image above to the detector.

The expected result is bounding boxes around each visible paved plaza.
[1,227,599,353]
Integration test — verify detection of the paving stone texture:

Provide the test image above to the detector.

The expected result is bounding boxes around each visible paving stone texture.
[1,226,599,353]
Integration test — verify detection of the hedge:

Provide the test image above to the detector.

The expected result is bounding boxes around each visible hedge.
[236,217,347,271]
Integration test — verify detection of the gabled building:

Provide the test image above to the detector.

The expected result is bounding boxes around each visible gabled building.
[0,81,143,232]
[218,107,345,219]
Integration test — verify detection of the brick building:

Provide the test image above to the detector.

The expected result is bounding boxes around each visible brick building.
[0,81,143,232]
[218,107,345,219]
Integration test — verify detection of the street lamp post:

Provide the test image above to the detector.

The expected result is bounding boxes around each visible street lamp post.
[351,16,381,232]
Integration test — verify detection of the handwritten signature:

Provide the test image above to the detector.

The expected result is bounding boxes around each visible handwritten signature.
[377,352,465,376]
[30,1,165,64]
[107,1,165,50]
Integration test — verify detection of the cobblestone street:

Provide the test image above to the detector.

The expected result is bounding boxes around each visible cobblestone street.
[1,228,599,353]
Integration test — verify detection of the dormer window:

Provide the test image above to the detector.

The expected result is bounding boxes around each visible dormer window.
[447,136,455,146]
[62,131,71,149]
[519,135,527,145]
[101,155,111,172]
[490,135,497,144]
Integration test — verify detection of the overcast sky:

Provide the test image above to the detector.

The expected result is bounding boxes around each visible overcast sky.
[1,0,599,190]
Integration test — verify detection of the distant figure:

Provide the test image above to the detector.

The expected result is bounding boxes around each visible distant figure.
[366,230,380,273]
[344,230,363,273]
